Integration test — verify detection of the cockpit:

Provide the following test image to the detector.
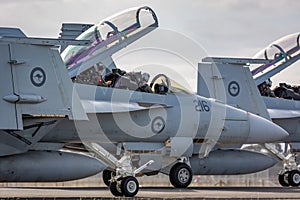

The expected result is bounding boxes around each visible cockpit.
[252,33,300,100]
[72,66,192,95]
[61,6,158,77]
[60,6,192,95]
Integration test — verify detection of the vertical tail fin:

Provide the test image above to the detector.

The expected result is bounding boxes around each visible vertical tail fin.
[0,32,87,130]
[197,57,270,119]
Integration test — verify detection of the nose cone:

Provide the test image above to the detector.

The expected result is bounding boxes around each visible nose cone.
[246,113,289,143]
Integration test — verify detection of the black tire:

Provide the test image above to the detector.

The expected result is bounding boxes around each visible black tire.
[120,176,139,197]
[169,163,193,188]
[102,170,115,187]
[278,172,290,187]
[109,181,123,197]
[288,170,300,187]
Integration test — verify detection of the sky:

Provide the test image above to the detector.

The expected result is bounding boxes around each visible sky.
[0,0,299,87]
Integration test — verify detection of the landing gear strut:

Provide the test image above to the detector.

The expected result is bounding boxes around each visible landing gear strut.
[86,143,153,197]
[264,143,300,188]
[106,155,152,197]
[169,162,193,188]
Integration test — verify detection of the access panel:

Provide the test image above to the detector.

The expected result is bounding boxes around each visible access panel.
[0,44,19,129]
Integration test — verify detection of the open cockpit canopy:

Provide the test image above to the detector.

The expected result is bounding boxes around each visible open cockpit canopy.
[60,7,191,95]
[254,33,300,62]
[61,6,158,76]
[251,33,300,86]
[252,33,300,78]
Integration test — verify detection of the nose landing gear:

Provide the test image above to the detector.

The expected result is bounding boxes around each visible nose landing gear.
[87,142,154,197]
[106,157,152,197]
[264,143,300,188]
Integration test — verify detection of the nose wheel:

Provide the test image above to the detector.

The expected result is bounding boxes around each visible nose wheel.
[169,163,193,188]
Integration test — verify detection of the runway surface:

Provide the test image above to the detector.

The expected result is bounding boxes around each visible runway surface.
[1,186,300,199]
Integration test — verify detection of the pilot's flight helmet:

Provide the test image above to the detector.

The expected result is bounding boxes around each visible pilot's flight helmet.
[265,79,272,87]
[96,63,105,71]
[142,72,150,82]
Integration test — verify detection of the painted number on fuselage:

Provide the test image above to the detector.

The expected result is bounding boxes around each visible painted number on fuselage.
[193,100,210,112]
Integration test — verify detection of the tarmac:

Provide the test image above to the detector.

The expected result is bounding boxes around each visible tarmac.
[1,186,300,199]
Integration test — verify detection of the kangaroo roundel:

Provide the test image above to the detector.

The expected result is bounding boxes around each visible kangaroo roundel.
[228,81,240,97]
[30,67,46,87]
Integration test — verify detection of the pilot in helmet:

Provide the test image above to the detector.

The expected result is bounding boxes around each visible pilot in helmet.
[142,72,150,83]
[265,79,272,87]
[262,79,275,97]
[137,72,153,93]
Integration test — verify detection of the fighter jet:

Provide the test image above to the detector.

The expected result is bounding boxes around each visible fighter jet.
[0,7,288,197]
[253,33,300,187]
[198,33,300,188]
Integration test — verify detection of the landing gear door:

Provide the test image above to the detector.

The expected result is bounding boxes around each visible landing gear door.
[0,44,19,129]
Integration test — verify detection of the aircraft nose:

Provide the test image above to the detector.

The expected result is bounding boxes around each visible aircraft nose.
[246,112,289,143]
